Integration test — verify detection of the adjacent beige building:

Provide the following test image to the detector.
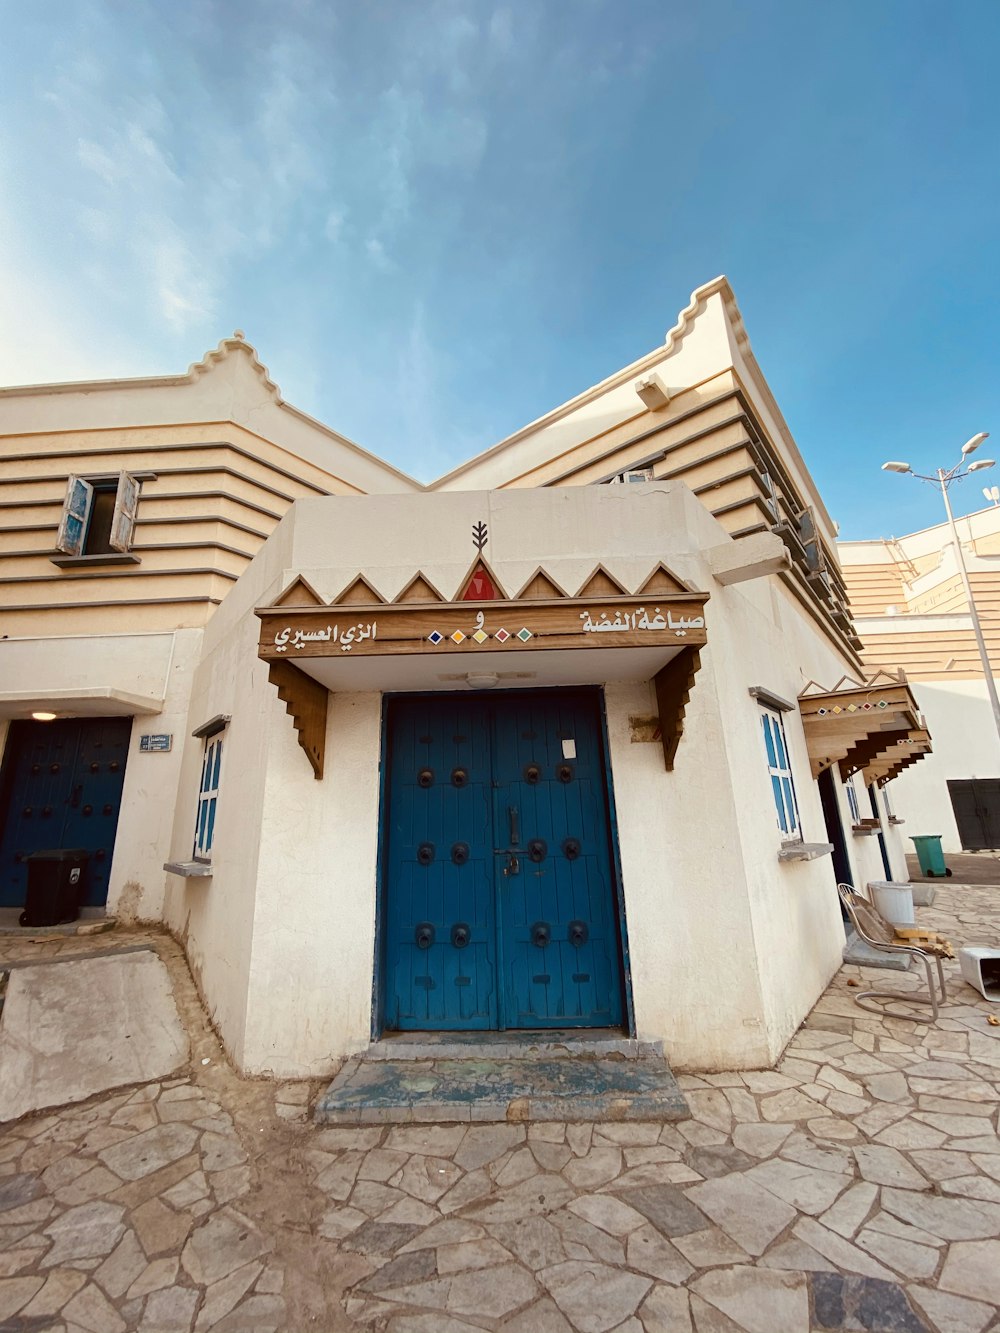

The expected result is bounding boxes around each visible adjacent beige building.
[841,505,1000,851]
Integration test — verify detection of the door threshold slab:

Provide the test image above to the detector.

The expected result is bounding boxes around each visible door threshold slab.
[0,908,117,937]
[315,1052,688,1125]
[364,1029,663,1062]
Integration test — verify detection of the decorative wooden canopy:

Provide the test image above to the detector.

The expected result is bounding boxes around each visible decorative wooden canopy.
[798,670,932,783]
[256,562,709,778]
[862,729,933,788]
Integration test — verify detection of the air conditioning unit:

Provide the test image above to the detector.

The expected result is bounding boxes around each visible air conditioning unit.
[760,470,780,522]
[609,467,654,485]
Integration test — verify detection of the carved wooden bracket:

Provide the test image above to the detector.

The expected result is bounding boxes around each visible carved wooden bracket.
[268,661,328,779]
[653,646,703,771]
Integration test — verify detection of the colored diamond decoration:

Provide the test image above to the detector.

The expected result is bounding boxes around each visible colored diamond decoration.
[516,628,533,642]
[877,699,888,708]
[817,708,828,716]
[847,704,857,712]
[862,701,872,709]
[450,630,466,644]
[832,705,843,714]
[427,631,444,645]
[494,628,511,643]
[472,629,488,644]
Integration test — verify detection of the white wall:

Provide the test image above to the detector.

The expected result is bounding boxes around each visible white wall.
[888,680,1000,851]
[108,630,203,922]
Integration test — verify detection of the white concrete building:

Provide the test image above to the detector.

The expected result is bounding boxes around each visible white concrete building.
[0,279,925,1078]
[841,505,1000,853]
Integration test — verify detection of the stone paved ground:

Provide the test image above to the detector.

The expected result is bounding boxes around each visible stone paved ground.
[1,884,999,1333]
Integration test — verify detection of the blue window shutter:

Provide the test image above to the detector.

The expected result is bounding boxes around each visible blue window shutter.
[55,477,94,556]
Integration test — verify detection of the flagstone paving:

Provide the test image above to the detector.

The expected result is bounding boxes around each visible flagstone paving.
[0,884,998,1332]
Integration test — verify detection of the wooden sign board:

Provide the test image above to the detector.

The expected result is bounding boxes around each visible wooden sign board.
[256,596,709,662]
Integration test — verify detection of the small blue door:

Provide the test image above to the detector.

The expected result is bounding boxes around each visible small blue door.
[0,717,132,909]
[382,690,624,1030]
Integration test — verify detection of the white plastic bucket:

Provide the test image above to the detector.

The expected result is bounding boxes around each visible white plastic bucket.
[868,881,915,927]
[959,948,1000,1001]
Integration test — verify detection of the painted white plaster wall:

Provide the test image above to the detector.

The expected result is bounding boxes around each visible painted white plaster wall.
[241,692,383,1074]
[604,673,772,1069]
[107,630,203,922]
[886,680,1000,851]
[693,576,851,1060]
[161,606,286,1069]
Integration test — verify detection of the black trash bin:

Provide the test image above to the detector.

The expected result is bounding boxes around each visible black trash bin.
[20,849,89,928]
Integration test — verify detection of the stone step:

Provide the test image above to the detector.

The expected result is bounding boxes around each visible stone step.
[314,1053,689,1125]
[362,1029,664,1062]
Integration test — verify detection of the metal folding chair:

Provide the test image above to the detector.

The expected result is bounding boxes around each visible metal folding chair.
[838,883,946,1022]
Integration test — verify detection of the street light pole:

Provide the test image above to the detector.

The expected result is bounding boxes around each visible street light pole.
[882,434,1000,754]
[936,467,1000,744]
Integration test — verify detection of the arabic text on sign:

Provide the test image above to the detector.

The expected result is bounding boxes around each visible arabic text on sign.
[578,607,704,635]
[274,621,378,653]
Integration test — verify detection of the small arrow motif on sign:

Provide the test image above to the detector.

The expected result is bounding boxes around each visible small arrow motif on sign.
[472,521,488,552]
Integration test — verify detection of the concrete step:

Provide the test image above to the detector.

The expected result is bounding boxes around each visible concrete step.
[314,1052,689,1125]
[362,1029,664,1062]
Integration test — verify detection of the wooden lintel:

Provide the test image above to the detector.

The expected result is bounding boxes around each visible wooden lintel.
[653,647,702,771]
[267,661,328,779]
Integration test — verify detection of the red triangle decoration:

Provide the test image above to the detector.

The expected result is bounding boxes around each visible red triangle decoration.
[462,563,498,601]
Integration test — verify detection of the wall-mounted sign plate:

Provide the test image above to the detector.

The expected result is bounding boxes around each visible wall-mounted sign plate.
[139,734,172,752]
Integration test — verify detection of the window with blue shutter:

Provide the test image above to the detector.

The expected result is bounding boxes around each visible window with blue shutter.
[760,706,800,839]
[56,472,140,557]
[194,733,224,860]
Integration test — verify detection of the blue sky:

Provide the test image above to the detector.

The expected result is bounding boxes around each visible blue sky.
[1,0,997,538]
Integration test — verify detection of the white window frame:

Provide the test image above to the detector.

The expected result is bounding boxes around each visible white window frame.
[759,705,801,841]
[56,472,140,557]
[846,775,861,826]
[192,718,228,862]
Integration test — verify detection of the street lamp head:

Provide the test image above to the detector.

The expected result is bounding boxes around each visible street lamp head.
[961,432,990,456]
[967,458,995,473]
[881,461,912,474]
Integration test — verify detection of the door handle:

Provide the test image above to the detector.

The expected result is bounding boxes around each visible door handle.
[69,784,83,809]
[508,806,520,846]
[493,849,521,876]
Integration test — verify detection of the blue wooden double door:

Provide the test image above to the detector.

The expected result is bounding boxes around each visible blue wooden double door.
[0,717,131,908]
[382,690,625,1031]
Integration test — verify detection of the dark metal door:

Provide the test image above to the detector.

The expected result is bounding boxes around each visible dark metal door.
[0,717,132,908]
[949,779,1000,850]
[382,690,624,1031]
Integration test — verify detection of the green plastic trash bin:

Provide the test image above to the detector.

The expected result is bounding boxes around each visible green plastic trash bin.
[911,835,951,878]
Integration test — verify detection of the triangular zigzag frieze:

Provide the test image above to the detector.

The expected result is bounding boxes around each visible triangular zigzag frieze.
[636,563,692,596]
[271,575,326,608]
[332,575,387,605]
[393,573,446,604]
[515,569,568,600]
[577,565,629,598]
